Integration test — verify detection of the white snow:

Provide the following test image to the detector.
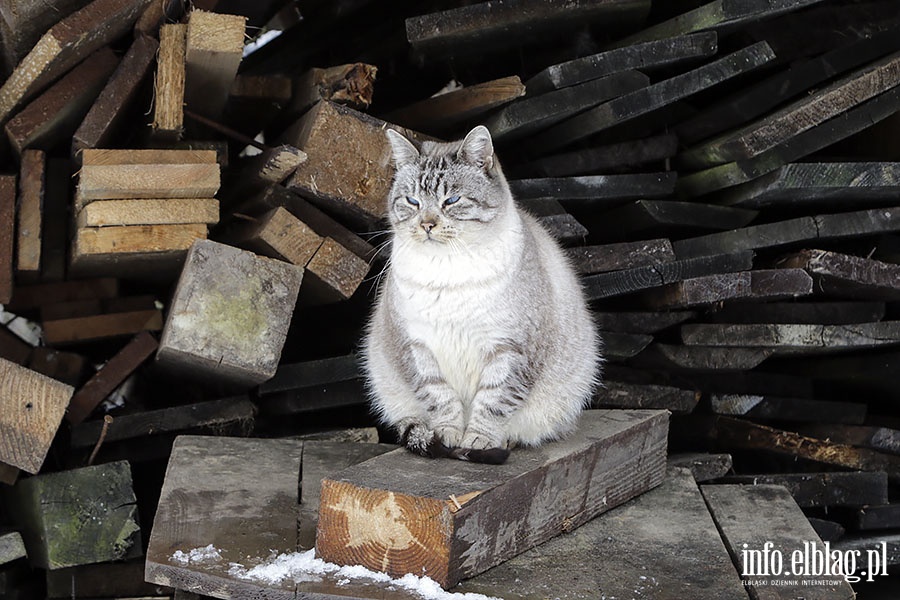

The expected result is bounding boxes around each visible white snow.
[172,545,500,600]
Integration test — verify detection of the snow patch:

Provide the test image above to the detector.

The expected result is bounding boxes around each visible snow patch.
[170,544,222,565]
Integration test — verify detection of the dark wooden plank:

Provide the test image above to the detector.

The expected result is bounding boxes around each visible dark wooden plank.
[668,453,733,482]
[808,519,846,543]
[522,133,678,177]
[525,31,718,94]
[6,278,118,313]
[635,344,774,371]
[537,212,589,244]
[534,41,776,152]
[702,484,856,598]
[681,321,900,355]
[710,394,866,425]
[720,472,888,509]
[0,0,92,77]
[567,238,675,275]
[485,70,649,142]
[510,172,677,204]
[15,149,44,281]
[0,325,31,365]
[797,424,900,456]
[590,199,758,241]
[639,269,813,310]
[672,207,900,259]
[834,534,900,569]
[706,300,887,325]
[582,250,754,300]
[780,249,900,301]
[258,354,360,396]
[317,410,668,588]
[591,310,695,333]
[857,504,900,530]
[595,380,699,413]
[0,175,16,303]
[602,331,653,361]
[45,559,169,599]
[40,158,70,283]
[456,467,747,599]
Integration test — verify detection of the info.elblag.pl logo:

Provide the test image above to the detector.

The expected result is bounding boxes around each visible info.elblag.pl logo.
[741,541,889,584]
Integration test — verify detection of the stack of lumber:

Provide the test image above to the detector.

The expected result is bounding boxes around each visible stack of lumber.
[2,0,900,598]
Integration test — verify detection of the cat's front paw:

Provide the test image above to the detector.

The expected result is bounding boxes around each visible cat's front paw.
[400,422,452,459]
[434,425,465,449]
[461,432,504,450]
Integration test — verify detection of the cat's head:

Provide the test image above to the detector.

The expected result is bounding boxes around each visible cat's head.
[385,125,512,246]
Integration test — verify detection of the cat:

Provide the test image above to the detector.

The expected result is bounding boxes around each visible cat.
[362,125,601,464]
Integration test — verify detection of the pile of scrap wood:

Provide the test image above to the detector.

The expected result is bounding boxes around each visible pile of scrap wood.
[2,0,900,598]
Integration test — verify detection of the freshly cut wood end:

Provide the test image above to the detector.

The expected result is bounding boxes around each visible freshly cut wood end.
[317,478,452,586]
[187,9,247,53]
[153,23,186,135]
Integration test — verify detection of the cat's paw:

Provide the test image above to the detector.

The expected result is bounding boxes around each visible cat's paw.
[434,425,465,449]
[450,446,511,465]
[400,422,452,459]
[461,432,504,450]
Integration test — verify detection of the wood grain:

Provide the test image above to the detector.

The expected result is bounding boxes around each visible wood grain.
[152,23,187,139]
[184,9,246,120]
[0,175,15,303]
[15,149,44,278]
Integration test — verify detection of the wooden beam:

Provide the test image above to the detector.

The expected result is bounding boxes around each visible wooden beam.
[592,310,695,334]
[510,172,677,204]
[302,237,371,305]
[857,504,900,530]
[40,158,69,282]
[184,9,246,121]
[798,424,900,457]
[42,309,163,346]
[0,358,73,474]
[567,238,675,275]
[602,331,653,361]
[681,321,900,355]
[76,198,220,228]
[706,300,887,325]
[591,200,758,241]
[710,393,866,424]
[0,0,150,126]
[317,409,668,588]
[457,467,746,599]
[635,343,774,372]
[27,347,87,387]
[152,23,187,140]
[0,531,26,566]
[523,133,678,178]
[156,240,303,386]
[639,269,813,310]
[0,175,13,303]
[779,248,900,301]
[15,149,43,280]
[0,0,92,76]
[668,453,733,482]
[594,380,699,413]
[45,559,171,599]
[6,278,118,313]
[230,206,324,267]
[721,472,888,508]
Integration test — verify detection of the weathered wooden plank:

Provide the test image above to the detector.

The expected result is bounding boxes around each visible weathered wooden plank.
[640,269,813,310]
[537,212,589,244]
[4,460,141,569]
[702,484,855,598]
[65,331,158,425]
[834,534,900,568]
[0,175,14,303]
[15,149,43,280]
[40,158,69,283]
[0,0,92,77]
[0,531,26,566]
[602,331,653,361]
[780,249,900,301]
[591,310,695,334]
[152,23,187,140]
[567,238,675,275]
[672,207,900,259]
[302,237,371,304]
[592,200,758,241]
[317,410,668,588]
[406,0,650,57]
[76,198,220,228]
[0,0,151,126]
[45,559,170,599]
[156,240,303,386]
[484,70,650,142]
[42,309,163,346]
[582,250,754,300]
[27,347,87,387]
[595,380,699,413]
[237,144,307,187]
[231,206,323,267]
[383,75,525,134]
[857,504,900,530]
[721,472,888,508]
[510,172,677,204]
[4,47,118,156]
[710,394,866,424]
[535,42,775,151]
[799,424,900,457]
[526,31,718,94]
[184,9,246,121]
[0,358,73,474]
[681,321,900,355]
[523,133,678,177]
[635,344,774,371]
[6,278,118,313]
[0,325,31,365]
[69,396,257,448]
[257,354,360,396]
[457,467,746,599]
[668,453,733,482]
[716,162,900,209]
[706,300,887,325]
[72,35,158,154]
[808,519,846,543]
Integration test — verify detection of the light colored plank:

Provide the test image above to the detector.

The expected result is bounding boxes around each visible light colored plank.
[76,198,219,228]
[152,23,187,139]
[184,9,246,120]
[15,150,43,277]
[233,206,323,266]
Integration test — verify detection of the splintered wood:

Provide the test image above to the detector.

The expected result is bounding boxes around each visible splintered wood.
[316,410,668,588]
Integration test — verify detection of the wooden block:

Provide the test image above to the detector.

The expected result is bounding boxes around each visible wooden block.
[706,300,887,325]
[69,396,256,449]
[317,409,668,588]
[42,309,163,346]
[283,101,431,230]
[592,310,695,334]
[537,212,588,244]
[303,237,370,304]
[152,23,187,139]
[238,144,307,186]
[799,424,900,456]
[568,238,675,275]
[595,380,699,413]
[858,504,900,530]
[635,344,774,371]
[681,321,900,355]
[780,248,900,301]
[509,172,677,204]
[717,162,900,209]
[484,70,650,142]
[0,358,73,473]
[27,347,88,387]
[0,0,91,76]
[66,331,158,424]
[0,325,32,365]
[15,149,44,279]
[680,50,900,170]
[582,250,754,300]
[76,198,219,228]
[640,269,813,310]
[77,149,220,207]
[231,206,323,267]
[4,460,141,569]
[668,453,733,482]
[591,200,758,241]
[289,63,378,117]
[0,0,150,126]
[156,240,303,386]
[525,31,718,94]
[702,484,856,598]
[0,175,13,303]
[535,42,776,152]
[6,278,118,313]
[4,47,118,155]
[603,331,653,361]
[184,9,246,121]
[0,531,26,566]
[710,417,900,478]
[405,0,650,57]
[71,224,209,278]
[384,75,525,134]
[523,133,678,178]
[72,35,158,154]
[721,472,888,508]
[710,394,866,424]
[672,206,900,259]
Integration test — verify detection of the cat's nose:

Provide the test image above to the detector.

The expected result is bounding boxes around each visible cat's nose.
[421,221,436,233]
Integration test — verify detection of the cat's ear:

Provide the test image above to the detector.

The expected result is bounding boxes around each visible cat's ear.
[386,129,420,167]
[458,125,494,171]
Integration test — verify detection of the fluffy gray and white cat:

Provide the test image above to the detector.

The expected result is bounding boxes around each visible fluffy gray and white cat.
[363,125,600,464]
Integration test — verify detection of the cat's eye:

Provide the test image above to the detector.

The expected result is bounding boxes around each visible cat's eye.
[444,196,461,206]
[406,196,420,207]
